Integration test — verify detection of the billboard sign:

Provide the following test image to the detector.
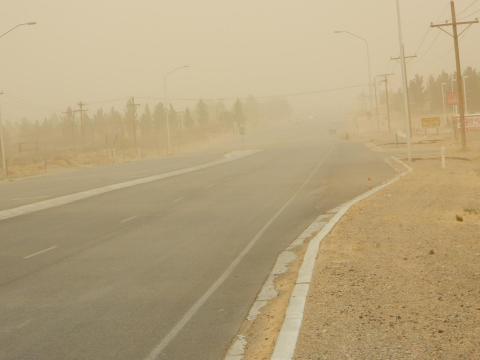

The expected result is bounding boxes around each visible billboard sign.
[455,115,480,130]
[421,117,441,129]
[447,92,458,106]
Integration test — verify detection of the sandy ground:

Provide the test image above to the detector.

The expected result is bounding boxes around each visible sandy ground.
[295,157,480,359]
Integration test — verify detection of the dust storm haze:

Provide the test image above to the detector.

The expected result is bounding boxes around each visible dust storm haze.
[2,2,480,360]
[2,0,479,120]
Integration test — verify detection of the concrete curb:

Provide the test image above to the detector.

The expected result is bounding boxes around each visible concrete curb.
[225,214,333,360]
[271,156,412,360]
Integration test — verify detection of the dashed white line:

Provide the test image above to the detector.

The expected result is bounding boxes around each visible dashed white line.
[173,197,184,204]
[23,246,57,260]
[121,216,138,224]
[11,196,49,202]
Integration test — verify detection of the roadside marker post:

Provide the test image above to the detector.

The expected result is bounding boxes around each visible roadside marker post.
[441,146,446,169]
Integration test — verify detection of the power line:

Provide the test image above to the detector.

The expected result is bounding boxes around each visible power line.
[462,7,480,18]
[413,2,451,61]
[412,31,443,63]
[85,97,130,106]
[414,27,433,55]
[137,84,368,103]
[459,0,480,15]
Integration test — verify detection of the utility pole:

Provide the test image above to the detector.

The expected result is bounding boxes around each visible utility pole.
[127,97,141,158]
[431,1,479,150]
[74,102,88,146]
[390,54,416,135]
[0,92,7,178]
[377,74,394,132]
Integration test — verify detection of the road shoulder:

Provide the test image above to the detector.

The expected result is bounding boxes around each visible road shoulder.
[295,157,480,359]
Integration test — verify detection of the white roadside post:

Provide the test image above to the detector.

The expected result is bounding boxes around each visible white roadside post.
[441,146,446,169]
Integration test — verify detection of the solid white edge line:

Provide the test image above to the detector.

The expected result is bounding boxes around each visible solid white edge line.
[271,156,412,360]
[23,246,57,260]
[0,150,260,222]
[143,147,334,360]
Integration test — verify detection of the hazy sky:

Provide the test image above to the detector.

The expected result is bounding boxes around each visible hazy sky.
[2,0,480,120]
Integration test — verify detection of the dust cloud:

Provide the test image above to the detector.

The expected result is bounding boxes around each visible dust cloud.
[1,0,480,175]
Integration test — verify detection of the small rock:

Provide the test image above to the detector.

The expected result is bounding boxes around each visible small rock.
[429,250,435,255]
[456,214,464,222]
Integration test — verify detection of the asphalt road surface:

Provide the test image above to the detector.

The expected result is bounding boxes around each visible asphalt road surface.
[0,121,393,360]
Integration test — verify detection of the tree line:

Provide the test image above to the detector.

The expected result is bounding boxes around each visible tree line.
[389,66,480,115]
[2,96,292,175]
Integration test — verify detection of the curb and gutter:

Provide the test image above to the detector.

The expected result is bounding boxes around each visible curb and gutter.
[226,156,412,360]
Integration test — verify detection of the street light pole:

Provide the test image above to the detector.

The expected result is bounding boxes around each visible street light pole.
[377,73,394,133]
[0,22,36,178]
[0,92,7,178]
[163,65,189,155]
[334,30,373,119]
[374,78,379,131]
[395,0,412,161]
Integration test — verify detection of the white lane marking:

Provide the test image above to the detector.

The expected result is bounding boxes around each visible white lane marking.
[0,150,261,222]
[271,156,413,360]
[23,246,57,260]
[143,147,334,360]
[173,197,184,204]
[11,196,49,202]
[121,216,138,224]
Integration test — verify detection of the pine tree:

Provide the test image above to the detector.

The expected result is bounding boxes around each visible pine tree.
[184,108,194,128]
[153,103,166,131]
[196,100,209,127]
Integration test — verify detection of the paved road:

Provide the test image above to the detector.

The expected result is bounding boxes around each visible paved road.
[0,122,393,360]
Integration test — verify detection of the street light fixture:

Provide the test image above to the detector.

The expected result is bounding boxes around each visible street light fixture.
[163,65,190,155]
[334,30,373,119]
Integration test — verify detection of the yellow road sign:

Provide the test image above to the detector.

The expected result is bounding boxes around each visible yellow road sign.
[421,117,441,129]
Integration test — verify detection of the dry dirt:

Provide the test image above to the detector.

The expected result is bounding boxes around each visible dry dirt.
[231,237,311,360]
[295,158,480,359]
[4,132,237,179]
